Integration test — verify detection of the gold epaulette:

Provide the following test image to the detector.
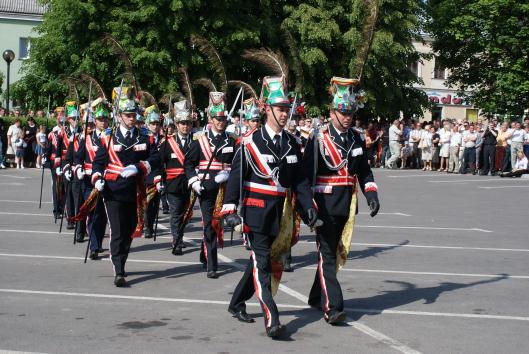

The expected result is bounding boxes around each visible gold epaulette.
[193,131,206,140]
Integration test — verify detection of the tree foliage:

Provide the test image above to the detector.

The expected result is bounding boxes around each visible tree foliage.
[13,0,428,120]
[428,0,529,115]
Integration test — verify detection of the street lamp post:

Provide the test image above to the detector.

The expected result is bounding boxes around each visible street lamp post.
[3,49,15,114]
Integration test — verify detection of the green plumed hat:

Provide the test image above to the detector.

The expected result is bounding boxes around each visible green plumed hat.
[65,101,79,118]
[91,97,110,119]
[329,77,364,113]
[119,99,138,114]
[243,98,260,120]
[208,92,227,118]
[144,105,161,124]
[260,76,290,107]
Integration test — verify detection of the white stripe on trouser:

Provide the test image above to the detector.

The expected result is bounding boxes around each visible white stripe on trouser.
[251,250,272,328]
[317,243,330,319]
[102,198,116,276]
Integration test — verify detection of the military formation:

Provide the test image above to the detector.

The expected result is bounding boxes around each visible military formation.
[40,75,380,339]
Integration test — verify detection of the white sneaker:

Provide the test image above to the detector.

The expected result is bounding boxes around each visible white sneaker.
[21,166,25,169]
[0,163,5,169]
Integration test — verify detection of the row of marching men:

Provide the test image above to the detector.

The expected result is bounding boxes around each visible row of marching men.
[42,75,380,339]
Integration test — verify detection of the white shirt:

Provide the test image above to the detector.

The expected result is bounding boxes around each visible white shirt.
[514,156,528,170]
[119,125,134,138]
[439,129,452,144]
[462,131,477,148]
[524,131,529,143]
[409,129,421,144]
[265,123,283,145]
[450,132,462,147]
[511,129,524,143]
[506,128,514,145]
[37,132,47,144]
[389,125,401,142]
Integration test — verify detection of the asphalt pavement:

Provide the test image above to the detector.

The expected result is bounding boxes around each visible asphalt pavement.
[0,167,528,354]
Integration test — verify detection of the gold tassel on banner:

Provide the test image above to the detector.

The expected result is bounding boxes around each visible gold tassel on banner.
[67,188,100,222]
[270,191,295,296]
[336,182,358,272]
[212,184,226,248]
[145,184,157,204]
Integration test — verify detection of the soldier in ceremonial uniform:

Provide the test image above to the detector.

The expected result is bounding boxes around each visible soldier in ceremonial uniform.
[221,77,318,338]
[91,99,160,287]
[43,108,66,220]
[303,77,380,324]
[155,100,193,255]
[143,107,162,239]
[61,102,82,230]
[73,98,110,259]
[184,92,238,279]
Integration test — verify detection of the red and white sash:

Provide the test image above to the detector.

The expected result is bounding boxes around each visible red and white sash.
[243,138,286,196]
[165,137,186,180]
[104,137,125,181]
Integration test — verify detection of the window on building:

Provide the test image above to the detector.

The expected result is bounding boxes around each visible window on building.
[409,61,419,77]
[19,38,31,60]
[432,106,443,121]
[433,59,446,79]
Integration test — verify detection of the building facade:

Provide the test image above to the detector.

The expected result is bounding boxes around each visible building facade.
[0,0,45,109]
[412,35,481,122]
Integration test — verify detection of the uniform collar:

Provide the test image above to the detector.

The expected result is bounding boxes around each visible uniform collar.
[265,123,283,141]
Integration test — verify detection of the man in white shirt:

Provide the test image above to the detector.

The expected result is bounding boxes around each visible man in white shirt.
[461,124,478,174]
[448,125,461,173]
[408,122,422,169]
[509,122,524,168]
[385,119,402,169]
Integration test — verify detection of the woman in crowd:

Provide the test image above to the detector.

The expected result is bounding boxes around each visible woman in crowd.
[438,122,452,171]
[420,124,433,170]
[24,117,38,167]
[495,122,509,172]
[500,150,528,177]
[6,118,22,167]
[35,125,47,169]
[431,128,441,170]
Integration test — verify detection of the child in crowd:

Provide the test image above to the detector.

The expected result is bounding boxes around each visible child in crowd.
[15,130,27,169]
[35,125,47,169]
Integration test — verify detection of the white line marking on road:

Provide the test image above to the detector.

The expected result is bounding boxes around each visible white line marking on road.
[0,212,50,217]
[0,173,31,179]
[0,182,24,186]
[303,266,529,279]
[354,225,493,233]
[2,288,527,324]
[183,237,422,354]
[0,349,48,354]
[347,321,423,354]
[428,179,513,183]
[359,212,411,217]
[388,174,440,178]
[0,229,71,235]
[0,253,202,266]
[478,185,529,189]
[0,200,52,204]
[352,242,529,253]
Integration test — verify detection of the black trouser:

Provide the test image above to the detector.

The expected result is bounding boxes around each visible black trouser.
[72,179,86,236]
[501,169,529,177]
[161,193,169,211]
[167,192,190,247]
[462,147,476,173]
[308,214,347,320]
[199,190,218,272]
[502,147,512,172]
[83,182,107,252]
[145,187,160,233]
[410,142,421,169]
[230,230,280,328]
[481,144,496,175]
[104,199,137,276]
[64,178,75,220]
[50,167,63,216]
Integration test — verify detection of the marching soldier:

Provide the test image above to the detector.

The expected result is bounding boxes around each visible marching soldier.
[91,98,160,287]
[144,107,162,239]
[61,102,81,230]
[43,108,66,220]
[155,100,193,255]
[303,77,380,324]
[184,92,238,279]
[73,98,110,259]
[221,77,318,338]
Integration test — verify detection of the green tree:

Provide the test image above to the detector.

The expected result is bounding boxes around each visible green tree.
[428,0,529,115]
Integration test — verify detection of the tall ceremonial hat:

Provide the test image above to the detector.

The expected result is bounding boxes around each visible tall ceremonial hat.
[260,76,290,107]
[207,92,227,118]
[243,98,260,120]
[55,106,65,123]
[65,101,79,119]
[329,76,365,113]
[118,99,138,114]
[173,100,192,123]
[144,105,160,124]
[91,97,111,119]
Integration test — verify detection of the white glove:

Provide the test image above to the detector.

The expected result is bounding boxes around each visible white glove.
[76,168,85,180]
[120,165,138,178]
[94,179,105,192]
[64,170,72,181]
[156,182,164,192]
[214,170,230,184]
[42,157,47,165]
[55,167,62,176]
[191,180,204,195]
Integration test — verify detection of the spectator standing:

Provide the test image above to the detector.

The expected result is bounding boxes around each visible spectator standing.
[502,122,515,172]
[510,122,524,168]
[409,122,422,169]
[480,122,497,175]
[380,121,390,168]
[419,124,433,170]
[474,124,484,172]
[14,130,27,169]
[496,122,509,172]
[523,123,529,158]
[448,124,461,173]
[438,122,452,171]
[35,125,47,169]
[462,124,478,174]
[0,117,6,168]
[431,128,441,170]
[6,118,23,167]
[385,119,402,169]
[24,117,38,167]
